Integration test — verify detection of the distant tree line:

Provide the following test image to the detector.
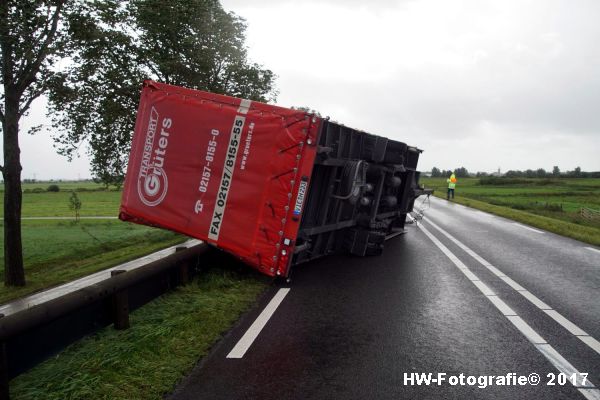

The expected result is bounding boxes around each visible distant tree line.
[502,166,600,178]
[430,167,469,178]
[431,166,600,178]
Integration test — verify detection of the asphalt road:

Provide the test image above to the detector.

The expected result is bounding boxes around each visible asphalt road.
[170,197,600,400]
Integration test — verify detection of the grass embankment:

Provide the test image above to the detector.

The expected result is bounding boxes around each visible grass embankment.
[10,261,269,400]
[0,182,186,303]
[420,177,600,246]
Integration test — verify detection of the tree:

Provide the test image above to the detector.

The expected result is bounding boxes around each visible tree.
[68,191,82,221]
[431,167,441,177]
[552,166,560,176]
[1,1,74,286]
[48,0,277,186]
[454,167,469,178]
[536,168,546,178]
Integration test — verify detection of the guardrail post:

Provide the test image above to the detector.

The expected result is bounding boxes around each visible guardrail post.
[175,246,190,285]
[0,314,9,400]
[111,270,130,330]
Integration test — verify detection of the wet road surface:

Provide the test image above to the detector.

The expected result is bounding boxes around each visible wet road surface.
[170,197,600,400]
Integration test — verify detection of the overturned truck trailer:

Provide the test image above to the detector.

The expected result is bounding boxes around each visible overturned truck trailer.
[120,81,430,278]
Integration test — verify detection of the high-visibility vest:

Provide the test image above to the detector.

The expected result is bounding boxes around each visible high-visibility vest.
[447,175,456,189]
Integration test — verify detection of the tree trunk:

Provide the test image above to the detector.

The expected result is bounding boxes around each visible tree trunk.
[3,94,25,287]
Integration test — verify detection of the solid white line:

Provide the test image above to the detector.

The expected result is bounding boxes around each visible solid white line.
[424,218,600,356]
[512,223,544,234]
[579,388,600,400]
[499,276,526,292]
[578,336,600,354]
[543,310,589,336]
[585,247,600,254]
[226,288,290,359]
[471,279,495,296]
[505,315,547,344]
[534,344,594,387]
[520,290,552,310]
[461,268,481,282]
[487,295,517,316]
[418,224,598,396]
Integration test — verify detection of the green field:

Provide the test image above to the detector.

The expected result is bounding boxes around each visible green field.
[0,180,112,192]
[420,177,600,245]
[1,182,121,218]
[0,182,185,303]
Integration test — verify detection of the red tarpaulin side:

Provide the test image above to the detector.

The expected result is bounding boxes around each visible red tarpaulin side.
[119,81,320,277]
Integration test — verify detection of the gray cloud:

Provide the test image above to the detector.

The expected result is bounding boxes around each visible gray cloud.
[256,0,600,171]
[5,0,600,179]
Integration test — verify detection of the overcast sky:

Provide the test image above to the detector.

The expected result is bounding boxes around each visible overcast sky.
[8,0,600,179]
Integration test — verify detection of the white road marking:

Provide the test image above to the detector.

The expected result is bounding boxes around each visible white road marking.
[512,223,544,234]
[543,310,589,336]
[418,224,599,397]
[505,315,546,344]
[579,388,600,400]
[487,295,517,316]
[500,276,526,291]
[472,279,495,296]
[534,344,594,387]
[226,288,290,359]
[585,247,600,254]
[578,336,600,354]
[424,218,600,356]
[521,291,552,310]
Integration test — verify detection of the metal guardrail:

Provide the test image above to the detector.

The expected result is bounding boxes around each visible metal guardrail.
[0,241,210,399]
[581,207,600,220]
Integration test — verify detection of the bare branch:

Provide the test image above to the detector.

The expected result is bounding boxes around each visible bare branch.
[17,1,64,95]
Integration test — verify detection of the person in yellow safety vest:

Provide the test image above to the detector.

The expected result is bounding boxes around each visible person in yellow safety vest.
[447,173,457,200]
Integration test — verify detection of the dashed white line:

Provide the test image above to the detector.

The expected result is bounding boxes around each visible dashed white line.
[579,388,600,400]
[500,276,526,292]
[543,310,589,336]
[472,279,495,296]
[418,224,599,398]
[521,290,552,310]
[579,336,600,355]
[226,288,290,359]
[425,217,600,357]
[487,295,517,316]
[511,223,544,234]
[534,344,595,390]
[505,315,546,344]
[585,247,600,254]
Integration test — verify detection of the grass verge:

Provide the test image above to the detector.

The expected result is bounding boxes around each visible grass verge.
[10,261,269,400]
[431,193,600,246]
[0,220,186,304]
